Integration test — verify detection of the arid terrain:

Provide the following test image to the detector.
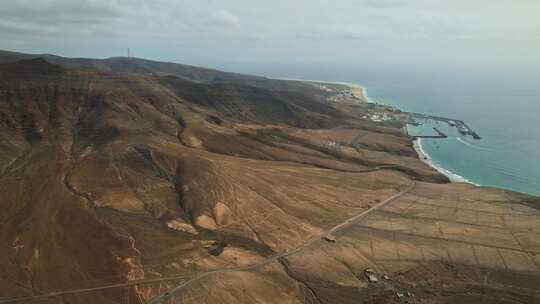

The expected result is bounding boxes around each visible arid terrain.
[0,50,539,304]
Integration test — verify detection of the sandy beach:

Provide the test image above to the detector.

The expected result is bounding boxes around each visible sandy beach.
[347,84,367,101]
[274,77,369,103]
[412,138,475,184]
[280,76,475,185]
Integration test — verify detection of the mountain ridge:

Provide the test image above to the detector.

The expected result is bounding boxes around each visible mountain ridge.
[0,51,538,304]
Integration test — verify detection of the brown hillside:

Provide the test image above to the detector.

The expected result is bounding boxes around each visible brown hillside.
[0,54,538,304]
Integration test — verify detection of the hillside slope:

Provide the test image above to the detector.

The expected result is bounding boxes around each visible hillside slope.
[0,55,538,304]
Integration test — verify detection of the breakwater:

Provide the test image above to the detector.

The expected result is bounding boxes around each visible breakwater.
[407,113,481,140]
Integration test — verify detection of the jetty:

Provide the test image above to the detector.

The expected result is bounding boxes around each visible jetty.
[412,127,447,139]
[407,113,481,140]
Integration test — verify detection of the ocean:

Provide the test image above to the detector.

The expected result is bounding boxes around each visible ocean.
[216,62,540,196]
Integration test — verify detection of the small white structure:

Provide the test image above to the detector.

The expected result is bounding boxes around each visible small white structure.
[363,268,378,283]
[323,234,336,243]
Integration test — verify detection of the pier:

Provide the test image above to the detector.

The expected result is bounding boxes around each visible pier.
[412,127,448,139]
[407,113,481,140]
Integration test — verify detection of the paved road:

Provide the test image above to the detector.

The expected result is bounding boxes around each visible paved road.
[145,180,416,304]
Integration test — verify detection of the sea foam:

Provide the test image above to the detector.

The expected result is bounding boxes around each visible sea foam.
[414,138,478,185]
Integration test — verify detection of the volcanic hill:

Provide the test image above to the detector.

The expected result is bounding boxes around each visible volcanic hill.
[0,50,539,304]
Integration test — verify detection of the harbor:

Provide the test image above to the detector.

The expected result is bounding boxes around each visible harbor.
[407,113,481,140]
[411,127,448,139]
[361,102,481,140]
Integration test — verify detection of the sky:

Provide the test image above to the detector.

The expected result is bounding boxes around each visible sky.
[1,0,539,69]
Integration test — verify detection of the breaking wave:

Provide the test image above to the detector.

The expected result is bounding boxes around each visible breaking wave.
[456,137,493,151]
[414,138,479,185]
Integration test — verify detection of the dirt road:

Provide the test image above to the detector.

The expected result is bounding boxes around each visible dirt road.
[145,180,416,304]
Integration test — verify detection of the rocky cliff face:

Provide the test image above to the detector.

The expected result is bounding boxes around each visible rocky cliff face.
[0,52,538,304]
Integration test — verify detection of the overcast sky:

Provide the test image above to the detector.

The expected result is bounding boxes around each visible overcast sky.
[1,0,539,69]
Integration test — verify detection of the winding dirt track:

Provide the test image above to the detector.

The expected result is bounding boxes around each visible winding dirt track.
[145,180,416,304]
[0,180,415,304]
[0,127,416,304]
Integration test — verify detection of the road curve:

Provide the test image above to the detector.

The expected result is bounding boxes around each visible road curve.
[0,181,415,304]
[0,130,414,304]
[145,180,416,304]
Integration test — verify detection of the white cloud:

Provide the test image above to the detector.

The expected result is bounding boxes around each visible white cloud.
[208,10,241,28]
[0,0,539,66]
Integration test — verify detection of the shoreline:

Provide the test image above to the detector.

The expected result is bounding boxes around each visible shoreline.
[276,76,478,186]
[274,77,369,102]
[360,84,478,185]
[412,138,477,185]
[360,85,486,186]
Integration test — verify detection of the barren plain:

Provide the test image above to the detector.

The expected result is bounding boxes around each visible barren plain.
[0,50,538,304]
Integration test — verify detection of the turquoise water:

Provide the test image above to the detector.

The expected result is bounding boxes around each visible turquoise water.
[216,63,540,196]
[357,66,540,196]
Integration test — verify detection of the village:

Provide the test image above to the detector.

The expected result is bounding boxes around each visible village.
[361,103,481,140]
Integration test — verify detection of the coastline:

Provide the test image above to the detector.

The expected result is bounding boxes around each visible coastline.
[368,87,481,185]
[412,138,477,185]
[276,76,479,186]
[360,84,478,185]
[275,77,369,102]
